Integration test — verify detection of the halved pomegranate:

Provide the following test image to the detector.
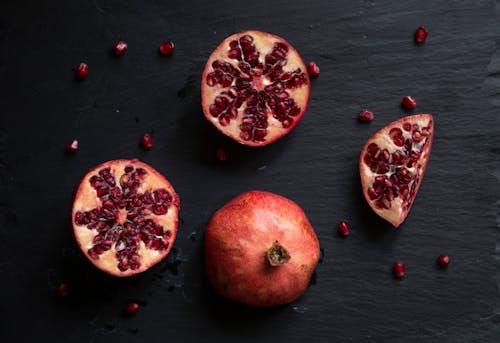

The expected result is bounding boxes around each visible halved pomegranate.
[359,114,434,227]
[71,159,180,277]
[201,30,311,146]
[204,190,320,307]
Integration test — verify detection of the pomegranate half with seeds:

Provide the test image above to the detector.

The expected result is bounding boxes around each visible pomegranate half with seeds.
[360,114,434,227]
[72,159,180,277]
[201,30,311,146]
[204,191,320,307]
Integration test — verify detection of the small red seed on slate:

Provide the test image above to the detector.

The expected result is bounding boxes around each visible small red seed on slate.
[113,41,128,56]
[414,26,428,44]
[307,62,320,77]
[358,109,374,122]
[337,221,350,237]
[140,134,153,149]
[437,254,450,268]
[393,262,405,278]
[124,302,140,316]
[401,96,417,110]
[75,63,88,79]
[66,139,78,153]
[215,148,228,161]
[159,41,175,55]
[56,283,69,298]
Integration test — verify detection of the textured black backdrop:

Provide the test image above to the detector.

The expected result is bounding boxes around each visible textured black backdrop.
[1,0,500,342]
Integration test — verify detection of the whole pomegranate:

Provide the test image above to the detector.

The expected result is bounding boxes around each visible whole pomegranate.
[72,159,180,276]
[360,114,434,227]
[204,191,320,307]
[201,30,311,146]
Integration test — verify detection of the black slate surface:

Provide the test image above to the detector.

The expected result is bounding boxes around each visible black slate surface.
[1,0,500,342]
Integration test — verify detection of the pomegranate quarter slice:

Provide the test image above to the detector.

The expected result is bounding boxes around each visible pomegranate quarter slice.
[72,159,180,277]
[360,114,434,227]
[201,30,311,146]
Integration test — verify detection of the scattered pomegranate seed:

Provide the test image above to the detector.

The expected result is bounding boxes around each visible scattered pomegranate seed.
[75,63,88,79]
[159,41,175,55]
[393,262,405,278]
[358,109,374,122]
[414,26,428,44]
[437,254,450,268]
[215,147,228,161]
[401,96,417,110]
[55,282,69,298]
[124,302,140,316]
[65,139,78,154]
[113,41,128,56]
[140,134,153,149]
[307,62,320,77]
[337,221,350,237]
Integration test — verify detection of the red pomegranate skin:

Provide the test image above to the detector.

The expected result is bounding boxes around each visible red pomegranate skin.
[204,190,320,307]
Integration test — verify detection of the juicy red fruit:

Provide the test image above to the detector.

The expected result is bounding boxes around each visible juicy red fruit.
[201,30,311,147]
[401,96,417,110]
[75,63,88,79]
[393,262,405,278]
[159,41,175,55]
[307,62,320,77]
[55,283,69,298]
[337,221,350,237]
[124,302,140,316]
[437,254,450,268]
[113,41,128,56]
[414,26,428,44]
[72,159,180,277]
[141,134,153,149]
[359,114,434,227]
[358,109,374,122]
[66,139,78,154]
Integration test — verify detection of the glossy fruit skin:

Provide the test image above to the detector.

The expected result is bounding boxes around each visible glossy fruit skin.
[393,262,405,278]
[71,159,179,277]
[437,254,450,268]
[359,114,434,227]
[201,30,311,147]
[204,190,320,307]
[75,63,88,79]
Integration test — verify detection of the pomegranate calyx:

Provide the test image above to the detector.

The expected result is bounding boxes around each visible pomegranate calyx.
[267,241,291,266]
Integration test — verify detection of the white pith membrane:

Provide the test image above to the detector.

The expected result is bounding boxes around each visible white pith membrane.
[201,30,310,146]
[72,159,179,276]
[360,114,434,226]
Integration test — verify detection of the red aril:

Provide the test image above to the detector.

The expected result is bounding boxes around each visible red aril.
[140,134,153,149]
[414,27,428,44]
[55,283,69,298]
[393,262,405,278]
[337,221,350,237]
[201,30,311,146]
[72,159,180,277]
[204,191,320,307]
[159,41,175,55]
[124,302,140,316]
[307,62,320,77]
[358,109,374,122]
[359,114,434,227]
[113,41,128,56]
[437,254,450,268]
[66,139,78,154]
[401,96,417,110]
[75,63,88,79]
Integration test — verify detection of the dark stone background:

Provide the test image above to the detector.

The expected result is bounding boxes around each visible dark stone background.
[1,0,499,342]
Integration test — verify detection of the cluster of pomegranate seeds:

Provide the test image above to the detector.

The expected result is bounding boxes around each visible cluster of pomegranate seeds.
[414,26,428,44]
[358,109,374,122]
[337,221,350,237]
[140,133,153,149]
[65,139,78,154]
[215,147,228,162]
[393,262,405,278]
[205,34,307,143]
[124,302,140,316]
[159,41,175,55]
[113,41,128,56]
[307,62,320,77]
[55,282,69,298]
[75,63,88,79]
[74,165,174,272]
[401,96,417,110]
[437,254,450,268]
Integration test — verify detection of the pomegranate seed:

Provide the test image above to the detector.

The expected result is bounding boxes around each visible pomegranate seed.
[75,63,88,79]
[307,62,320,77]
[337,221,350,237]
[437,254,450,268]
[113,41,128,56]
[159,41,175,55]
[140,134,153,149]
[393,262,405,278]
[414,26,428,44]
[401,96,416,110]
[124,302,140,316]
[215,148,228,162]
[55,283,69,298]
[65,139,78,154]
[358,109,374,122]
